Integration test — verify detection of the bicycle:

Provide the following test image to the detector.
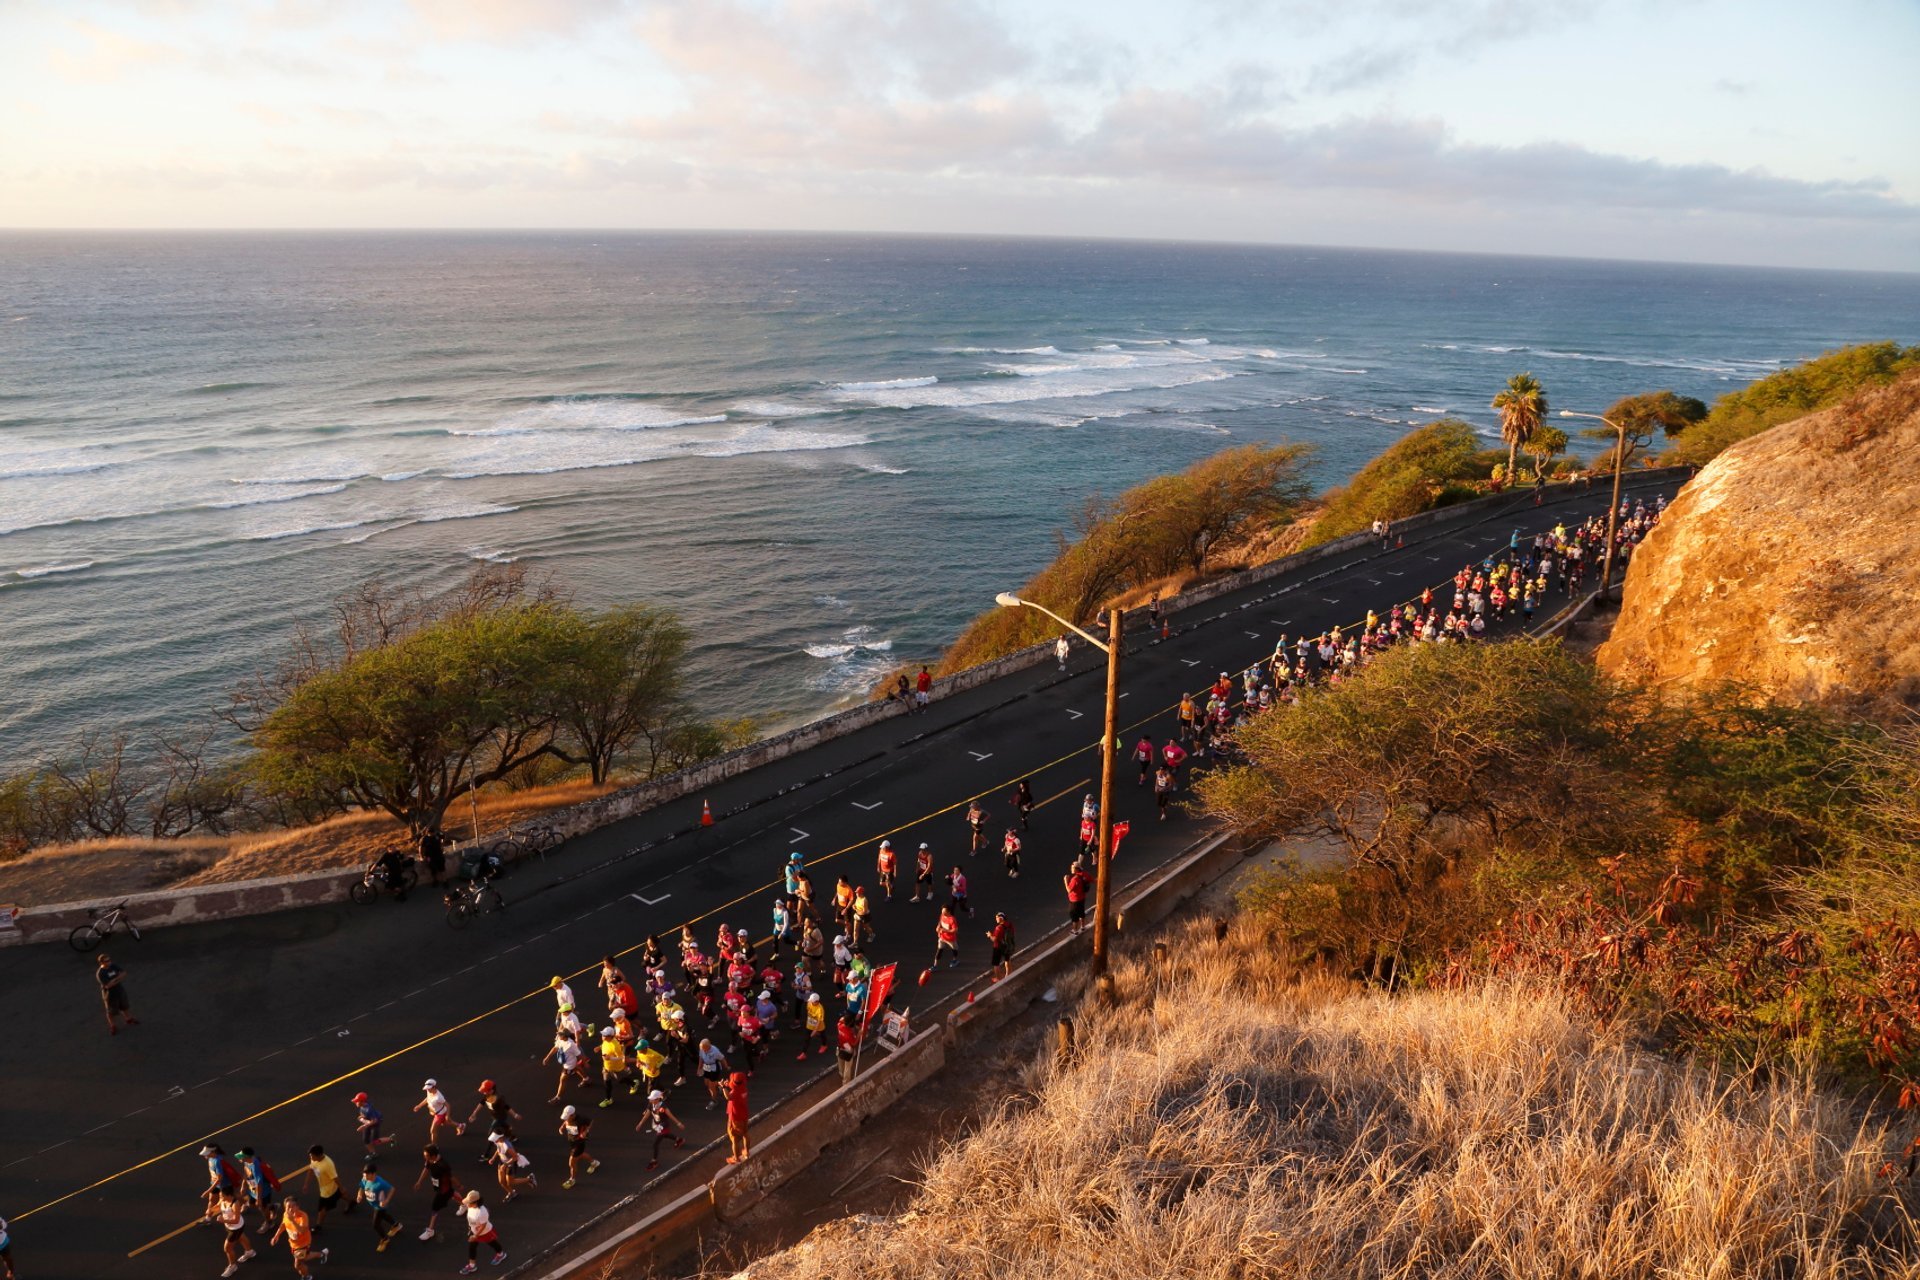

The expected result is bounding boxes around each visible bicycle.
[69,901,141,952]
[482,823,564,865]
[349,856,419,905]
[444,873,507,929]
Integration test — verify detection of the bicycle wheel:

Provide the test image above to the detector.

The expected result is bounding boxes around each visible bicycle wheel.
[396,862,420,893]
[446,901,473,930]
[68,923,102,952]
[348,880,378,906]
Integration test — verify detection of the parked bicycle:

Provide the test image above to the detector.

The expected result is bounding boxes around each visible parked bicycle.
[444,872,506,929]
[348,853,419,905]
[480,823,564,865]
[69,901,141,952]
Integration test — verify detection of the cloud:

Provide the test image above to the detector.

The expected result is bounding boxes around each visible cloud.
[48,19,175,83]
[406,0,634,41]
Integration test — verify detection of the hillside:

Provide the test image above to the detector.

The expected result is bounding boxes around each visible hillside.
[721,914,1918,1280]
[1600,368,1920,709]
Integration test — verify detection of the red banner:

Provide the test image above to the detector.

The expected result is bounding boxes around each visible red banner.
[861,962,897,1039]
[1109,820,1131,859]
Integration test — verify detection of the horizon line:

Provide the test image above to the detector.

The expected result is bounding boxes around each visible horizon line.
[0,225,1914,279]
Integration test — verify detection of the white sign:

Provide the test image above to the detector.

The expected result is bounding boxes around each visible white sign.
[878,1008,911,1052]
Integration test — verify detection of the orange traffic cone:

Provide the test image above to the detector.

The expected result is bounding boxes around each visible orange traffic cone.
[1395,535,1405,548]
[701,799,714,827]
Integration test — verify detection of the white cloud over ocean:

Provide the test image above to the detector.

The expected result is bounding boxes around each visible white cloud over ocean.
[0,0,1915,270]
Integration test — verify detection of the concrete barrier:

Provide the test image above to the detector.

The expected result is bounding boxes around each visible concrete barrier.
[1,865,363,948]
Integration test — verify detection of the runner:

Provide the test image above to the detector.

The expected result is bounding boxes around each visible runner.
[455,1190,506,1274]
[1178,692,1198,744]
[770,896,794,955]
[910,842,935,902]
[351,1091,395,1152]
[1064,860,1093,935]
[597,1025,634,1108]
[851,883,876,944]
[557,1105,601,1188]
[636,1090,688,1170]
[304,1145,347,1230]
[1012,777,1035,831]
[541,1028,591,1103]
[987,911,1017,982]
[966,800,989,856]
[355,1159,404,1251]
[697,1038,731,1109]
[0,1211,13,1280]
[95,952,137,1036]
[465,1082,521,1156]
[414,1078,462,1145]
[1055,635,1069,669]
[796,991,829,1058]
[549,975,577,1026]
[1153,764,1176,820]
[932,905,960,970]
[1002,827,1022,878]
[914,665,932,712]
[212,1187,255,1277]
[199,1143,244,1221]
[267,1197,328,1277]
[947,865,972,917]
[875,839,898,900]
[1133,735,1155,785]
[236,1145,281,1236]
[412,1143,460,1241]
[722,1070,751,1165]
[484,1128,536,1201]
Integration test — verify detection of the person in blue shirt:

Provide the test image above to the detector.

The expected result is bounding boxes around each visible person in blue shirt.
[356,1159,404,1250]
[236,1147,280,1234]
[199,1143,243,1220]
[770,899,792,957]
[352,1091,394,1152]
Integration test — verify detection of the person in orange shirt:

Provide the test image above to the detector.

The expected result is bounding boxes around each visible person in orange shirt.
[268,1198,328,1278]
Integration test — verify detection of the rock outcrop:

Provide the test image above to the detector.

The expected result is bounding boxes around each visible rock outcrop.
[1598,370,1920,709]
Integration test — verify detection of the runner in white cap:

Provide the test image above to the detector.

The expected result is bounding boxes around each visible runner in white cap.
[456,1189,505,1274]
[413,1078,461,1144]
[557,1105,600,1189]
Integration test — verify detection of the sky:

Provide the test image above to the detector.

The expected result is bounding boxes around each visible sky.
[1,0,1917,271]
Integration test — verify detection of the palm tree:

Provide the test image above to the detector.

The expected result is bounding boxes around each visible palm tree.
[1490,373,1548,482]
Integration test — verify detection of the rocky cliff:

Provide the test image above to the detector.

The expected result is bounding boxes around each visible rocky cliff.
[1598,369,1920,709]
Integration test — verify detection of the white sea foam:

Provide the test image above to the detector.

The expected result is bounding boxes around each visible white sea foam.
[1175,337,1211,346]
[15,560,95,579]
[803,625,894,659]
[444,424,865,479]
[201,482,350,509]
[731,399,825,419]
[854,461,910,475]
[1410,405,1449,413]
[832,376,938,391]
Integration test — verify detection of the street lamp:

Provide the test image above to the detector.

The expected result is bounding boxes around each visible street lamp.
[996,592,1122,978]
[1559,409,1627,600]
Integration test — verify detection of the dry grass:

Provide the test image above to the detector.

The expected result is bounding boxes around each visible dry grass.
[0,779,616,905]
[732,916,1919,1280]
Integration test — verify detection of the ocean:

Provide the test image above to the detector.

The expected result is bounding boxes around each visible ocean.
[1,232,1915,772]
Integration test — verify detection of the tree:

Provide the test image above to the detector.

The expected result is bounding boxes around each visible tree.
[1115,443,1316,575]
[1583,391,1706,472]
[1305,419,1498,547]
[250,603,579,835]
[1491,373,1548,481]
[1521,424,1568,480]
[548,606,693,785]
[1197,641,1642,972]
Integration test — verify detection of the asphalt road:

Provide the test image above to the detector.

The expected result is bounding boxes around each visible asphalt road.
[0,476,1678,1280]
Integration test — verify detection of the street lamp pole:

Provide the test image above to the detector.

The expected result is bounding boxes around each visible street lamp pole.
[995,592,1122,978]
[1559,409,1626,600]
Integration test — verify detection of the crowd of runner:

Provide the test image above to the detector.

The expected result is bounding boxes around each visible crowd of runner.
[11,494,1667,1280]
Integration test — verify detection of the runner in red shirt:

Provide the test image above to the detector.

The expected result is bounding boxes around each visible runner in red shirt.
[721,1072,751,1165]
[875,839,898,900]
[914,666,932,713]
[932,906,960,969]
[1063,861,1093,935]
